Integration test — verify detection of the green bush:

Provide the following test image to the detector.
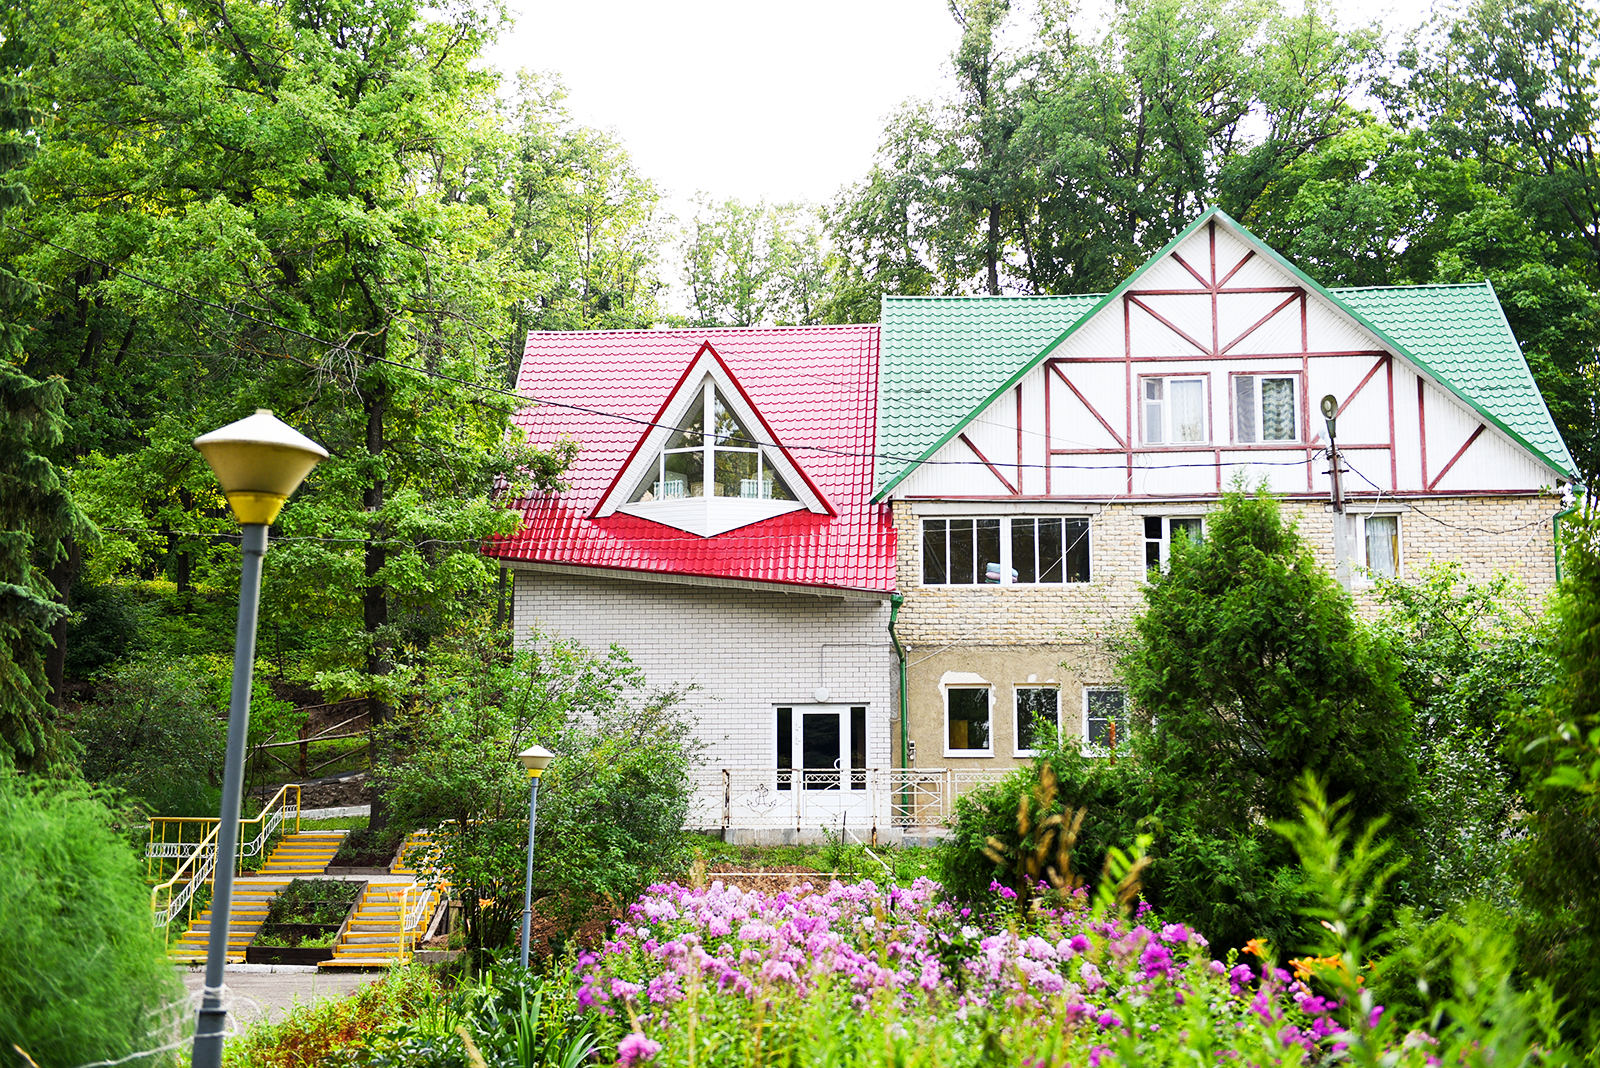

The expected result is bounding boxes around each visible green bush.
[70,652,226,817]
[0,771,183,1067]
[379,631,701,962]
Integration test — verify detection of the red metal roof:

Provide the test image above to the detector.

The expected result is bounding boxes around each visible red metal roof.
[488,325,895,594]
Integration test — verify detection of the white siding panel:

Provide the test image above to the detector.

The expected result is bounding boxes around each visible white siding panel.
[1129,294,1211,356]
[1051,460,1127,497]
[1060,301,1126,359]
[1221,450,1308,494]
[1222,293,1302,355]
[1047,361,1127,450]
[1305,299,1382,354]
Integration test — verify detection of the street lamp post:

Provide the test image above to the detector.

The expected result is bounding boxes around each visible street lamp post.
[191,410,327,1067]
[517,744,555,968]
[1320,394,1351,592]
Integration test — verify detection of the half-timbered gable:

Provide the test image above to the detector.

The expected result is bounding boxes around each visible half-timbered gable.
[879,208,1576,777]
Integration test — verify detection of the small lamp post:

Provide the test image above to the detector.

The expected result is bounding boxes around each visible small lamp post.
[517,744,555,968]
[191,410,327,1068]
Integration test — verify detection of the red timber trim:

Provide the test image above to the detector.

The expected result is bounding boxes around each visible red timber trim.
[1429,425,1485,490]
[904,488,1541,502]
[959,433,1020,495]
[590,340,836,518]
[1417,377,1429,488]
[1210,221,1219,354]
[1056,349,1388,363]
[1124,296,1134,494]
[1386,357,1398,490]
[1302,292,1312,491]
[1222,292,1301,355]
[1015,386,1024,492]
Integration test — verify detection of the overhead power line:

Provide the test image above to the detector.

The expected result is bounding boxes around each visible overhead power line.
[9,222,1329,477]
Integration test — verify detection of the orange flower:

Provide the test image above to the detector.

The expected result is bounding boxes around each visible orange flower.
[1242,938,1270,958]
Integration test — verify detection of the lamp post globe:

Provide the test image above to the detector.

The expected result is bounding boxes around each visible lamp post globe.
[518,744,556,967]
[189,410,325,1068]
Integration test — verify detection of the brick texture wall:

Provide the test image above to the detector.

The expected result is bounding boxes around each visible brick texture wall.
[892,493,1561,646]
[510,568,896,770]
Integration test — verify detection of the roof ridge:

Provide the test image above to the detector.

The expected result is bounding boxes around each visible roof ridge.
[1331,281,1494,293]
[883,293,1105,301]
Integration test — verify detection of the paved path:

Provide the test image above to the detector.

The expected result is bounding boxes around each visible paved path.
[178,967,383,1027]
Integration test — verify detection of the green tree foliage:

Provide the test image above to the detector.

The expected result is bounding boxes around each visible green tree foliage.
[1369,565,1552,914]
[0,772,183,1067]
[829,0,1380,300]
[681,196,828,327]
[1512,510,1600,1028]
[505,73,669,338]
[0,73,92,771]
[1116,484,1414,950]
[379,632,700,962]
[7,0,580,814]
[70,653,226,816]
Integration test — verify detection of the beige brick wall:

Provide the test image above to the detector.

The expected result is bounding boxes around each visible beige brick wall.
[891,492,1562,770]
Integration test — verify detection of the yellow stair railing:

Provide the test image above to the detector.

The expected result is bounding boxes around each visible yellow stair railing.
[148,784,302,929]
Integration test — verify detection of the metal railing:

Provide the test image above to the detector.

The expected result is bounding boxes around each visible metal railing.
[689,767,1014,833]
[147,784,302,930]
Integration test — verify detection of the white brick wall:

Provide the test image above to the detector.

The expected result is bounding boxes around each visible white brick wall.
[509,568,897,770]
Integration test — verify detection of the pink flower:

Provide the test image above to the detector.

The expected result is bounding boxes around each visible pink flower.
[617,1032,662,1067]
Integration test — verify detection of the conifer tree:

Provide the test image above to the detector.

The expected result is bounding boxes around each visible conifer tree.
[0,76,89,771]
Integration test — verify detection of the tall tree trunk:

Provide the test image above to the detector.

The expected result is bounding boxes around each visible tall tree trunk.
[360,363,392,832]
[987,203,1002,294]
[44,533,79,710]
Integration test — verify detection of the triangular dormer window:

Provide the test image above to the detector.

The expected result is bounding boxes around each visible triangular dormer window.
[627,385,799,505]
[594,344,832,537]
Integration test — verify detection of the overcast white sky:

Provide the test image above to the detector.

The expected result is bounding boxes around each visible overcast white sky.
[481,0,1427,306]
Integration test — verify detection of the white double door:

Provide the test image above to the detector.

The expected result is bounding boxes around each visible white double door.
[779,703,870,826]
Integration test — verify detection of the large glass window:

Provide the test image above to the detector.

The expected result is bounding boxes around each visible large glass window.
[1015,687,1058,754]
[1083,688,1128,752]
[1234,375,1298,443]
[1142,376,1207,444]
[923,517,1091,585]
[631,380,797,503]
[947,688,991,753]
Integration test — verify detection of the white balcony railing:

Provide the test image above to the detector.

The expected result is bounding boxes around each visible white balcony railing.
[686,767,1014,833]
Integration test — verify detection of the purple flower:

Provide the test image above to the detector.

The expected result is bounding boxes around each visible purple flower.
[617,1032,662,1067]
[988,879,1018,901]
[1069,934,1091,954]
[1140,941,1174,979]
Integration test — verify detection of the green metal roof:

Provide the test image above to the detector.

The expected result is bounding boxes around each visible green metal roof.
[876,294,1103,493]
[1330,282,1577,479]
[875,210,1578,496]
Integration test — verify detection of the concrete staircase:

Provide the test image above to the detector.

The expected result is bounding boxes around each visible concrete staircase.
[168,831,345,963]
[321,880,440,967]
[170,877,290,963]
[258,831,346,877]
[390,829,438,877]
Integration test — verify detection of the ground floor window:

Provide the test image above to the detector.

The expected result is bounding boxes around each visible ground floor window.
[1362,514,1399,579]
[1014,687,1058,755]
[1144,515,1204,572]
[922,516,1090,585]
[1083,687,1128,753]
[776,704,867,789]
[946,687,992,755]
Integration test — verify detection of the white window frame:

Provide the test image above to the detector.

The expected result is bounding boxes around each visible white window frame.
[1357,512,1402,582]
[1142,515,1205,574]
[636,379,790,503]
[1013,685,1060,757]
[942,672,994,758]
[1081,686,1129,756]
[920,516,1092,586]
[1231,372,1301,444]
[1140,375,1209,445]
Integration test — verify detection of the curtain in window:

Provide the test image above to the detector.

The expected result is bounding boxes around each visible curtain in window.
[1365,516,1398,578]
[1261,378,1295,440]
[1172,379,1204,441]
[1235,377,1257,442]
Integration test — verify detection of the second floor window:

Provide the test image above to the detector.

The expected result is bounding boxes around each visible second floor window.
[630,380,797,503]
[1234,374,1298,442]
[922,517,1090,585]
[1142,376,1207,444]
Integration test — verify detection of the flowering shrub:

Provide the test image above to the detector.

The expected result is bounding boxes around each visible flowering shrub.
[573,877,1425,1067]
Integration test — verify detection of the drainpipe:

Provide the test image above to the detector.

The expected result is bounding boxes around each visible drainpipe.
[887,594,908,770]
[887,593,910,830]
